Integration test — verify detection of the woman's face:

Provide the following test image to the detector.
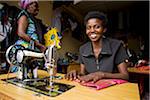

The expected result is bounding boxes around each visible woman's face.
[86,18,106,42]
[27,2,39,16]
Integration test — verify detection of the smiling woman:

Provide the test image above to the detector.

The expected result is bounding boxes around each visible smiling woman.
[65,11,129,83]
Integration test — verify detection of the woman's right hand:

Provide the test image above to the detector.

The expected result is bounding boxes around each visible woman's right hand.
[40,45,46,53]
[65,70,78,81]
[34,40,46,52]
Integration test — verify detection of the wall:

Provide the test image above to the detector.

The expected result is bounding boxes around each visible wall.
[0,1,53,26]
[57,30,82,58]
[37,1,53,26]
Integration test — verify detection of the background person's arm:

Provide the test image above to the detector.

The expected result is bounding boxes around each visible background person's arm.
[17,15,31,42]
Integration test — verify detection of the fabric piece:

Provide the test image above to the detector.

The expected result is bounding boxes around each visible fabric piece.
[136,66,150,71]
[51,8,62,32]
[77,79,127,90]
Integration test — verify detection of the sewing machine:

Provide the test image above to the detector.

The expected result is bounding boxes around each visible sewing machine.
[5,44,57,92]
[5,28,62,93]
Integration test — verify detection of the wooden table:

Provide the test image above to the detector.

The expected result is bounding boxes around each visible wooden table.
[0,70,140,100]
[128,67,149,75]
[128,67,149,96]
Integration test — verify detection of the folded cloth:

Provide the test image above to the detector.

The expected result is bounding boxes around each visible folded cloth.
[136,66,150,71]
[77,79,128,90]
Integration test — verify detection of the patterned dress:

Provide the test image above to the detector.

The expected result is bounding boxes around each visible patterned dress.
[15,10,39,51]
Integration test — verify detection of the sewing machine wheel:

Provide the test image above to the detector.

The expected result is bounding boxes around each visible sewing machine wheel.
[6,45,25,65]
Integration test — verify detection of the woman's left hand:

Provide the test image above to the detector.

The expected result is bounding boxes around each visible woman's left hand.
[78,72,105,83]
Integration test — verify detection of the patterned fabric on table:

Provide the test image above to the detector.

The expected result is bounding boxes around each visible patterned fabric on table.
[77,79,128,90]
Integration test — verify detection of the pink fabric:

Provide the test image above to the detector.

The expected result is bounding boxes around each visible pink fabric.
[78,79,128,90]
[19,0,38,9]
[136,66,150,70]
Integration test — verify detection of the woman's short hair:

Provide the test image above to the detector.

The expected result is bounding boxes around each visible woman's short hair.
[84,11,108,27]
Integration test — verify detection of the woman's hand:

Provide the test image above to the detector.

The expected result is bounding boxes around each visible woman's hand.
[65,70,79,81]
[34,40,46,52]
[39,45,46,52]
[78,72,105,83]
